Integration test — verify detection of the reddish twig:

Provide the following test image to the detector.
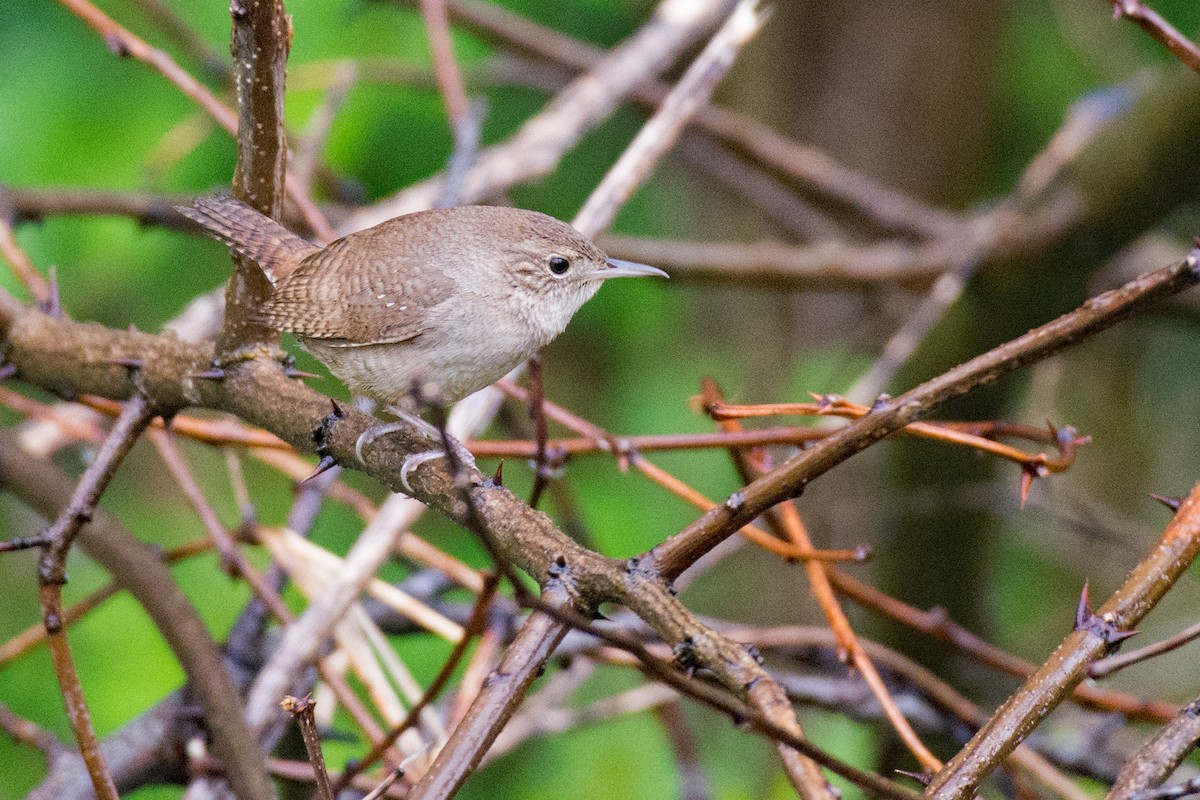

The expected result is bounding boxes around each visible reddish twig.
[418,0,470,127]
[0,188,51,305]
[701,378,942,772]
[498,379,869,563]
[648,253,1200,580]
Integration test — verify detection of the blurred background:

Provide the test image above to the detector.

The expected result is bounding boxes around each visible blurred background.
[3,1,1200,797]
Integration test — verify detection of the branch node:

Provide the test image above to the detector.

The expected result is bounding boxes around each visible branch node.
[1075,580,1139,653]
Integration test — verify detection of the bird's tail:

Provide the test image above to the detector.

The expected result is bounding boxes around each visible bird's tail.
[176,195,319,283]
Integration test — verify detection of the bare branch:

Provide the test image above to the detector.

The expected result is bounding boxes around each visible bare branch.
[1110,0,1200,75]
[927,482,1200,799]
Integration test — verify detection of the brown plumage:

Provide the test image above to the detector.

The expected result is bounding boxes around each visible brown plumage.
[179,196,667,408]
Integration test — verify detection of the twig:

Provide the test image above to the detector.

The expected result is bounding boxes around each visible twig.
[361,767,407,800]
[341,0,738,231]
[131,0,226,76]
[36,393,157,800]
[705,623,1095,800]
[54,0,334,241]
[656,701,713,800]
[332,573,499,793]
[1091,618,1200,678]
[674,133,844,241]
[282,695,334,800]
[0,701,65,755]
[432,0,957,239]
[826,568,1176,723]
[1131,777,1200,800]
[926,481,1200,800]
[406,587,574,800]
[437,99,485,208]
[647,252,1200,579]
[0,538,212,667]
[499,597,915,800]
[419,0,470,127]
[597,232,953,287]
[526,354,551,508]
[149,428,396,753]
[447,610,504,729]
[0,188,51,305]
[149,428,292,619]
[219,0,295,352]
[709,394,1088,502]
[1109,699,1200,800]
[468,426,827,457]
[0,533,53,553]
[292,61,358,195]
[1110,0,1200,75]
[701,378,942,771]
[243,492,436,736]
[0,428,274,800]
[572,0,766,238]
[498,379,867,563]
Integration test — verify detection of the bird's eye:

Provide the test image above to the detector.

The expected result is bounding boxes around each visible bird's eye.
[548,256,570,275]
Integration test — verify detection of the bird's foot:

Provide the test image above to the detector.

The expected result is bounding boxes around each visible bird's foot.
[354,407,475,493]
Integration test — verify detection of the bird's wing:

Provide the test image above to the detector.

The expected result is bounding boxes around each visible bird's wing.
[254,234,455,345]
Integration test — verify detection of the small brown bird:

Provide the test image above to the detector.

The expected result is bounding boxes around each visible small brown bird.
[179,196,666,480]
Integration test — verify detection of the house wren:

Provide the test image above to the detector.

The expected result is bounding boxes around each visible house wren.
[179,196,666,410]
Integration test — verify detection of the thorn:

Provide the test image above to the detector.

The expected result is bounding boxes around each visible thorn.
[1075,579,1092,631]
[1019,468,1035,508]
[302,455,338,483]
[1074,579,1138,653]
[1107,628,1140,646]
[40,265,62,318]
[187,368,226,380]
[491,461,504,487]
[1150,493,1182,512]
[870,393,892,412]
[895,769,932,787]
[284,367,321,380]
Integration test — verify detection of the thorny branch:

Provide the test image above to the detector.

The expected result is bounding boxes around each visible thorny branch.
[926,482,1200,799]
[7,1,1200,799]
[35,394,158,800]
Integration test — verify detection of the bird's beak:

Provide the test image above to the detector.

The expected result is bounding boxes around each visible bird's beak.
[596,257,669,280]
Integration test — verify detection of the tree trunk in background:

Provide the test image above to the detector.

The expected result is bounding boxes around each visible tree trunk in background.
[720,1,1009,692]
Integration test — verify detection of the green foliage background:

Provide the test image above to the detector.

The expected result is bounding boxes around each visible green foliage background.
[2,1,1200,798]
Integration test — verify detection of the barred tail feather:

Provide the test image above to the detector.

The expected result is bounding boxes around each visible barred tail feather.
[176,195,318,283]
